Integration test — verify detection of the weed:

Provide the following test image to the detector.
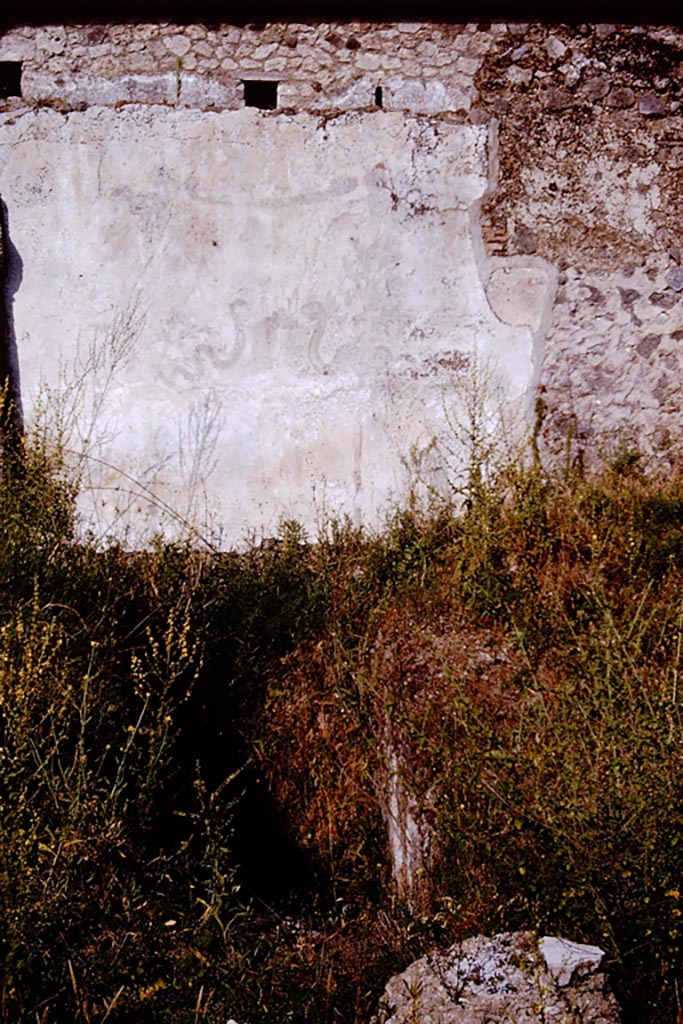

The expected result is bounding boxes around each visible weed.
[252,444,683,1024]
[3,397,683,1023]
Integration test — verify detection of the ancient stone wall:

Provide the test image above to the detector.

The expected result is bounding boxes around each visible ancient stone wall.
[0,22,497,114]
[474,23,683,463]
[0,20,681,541]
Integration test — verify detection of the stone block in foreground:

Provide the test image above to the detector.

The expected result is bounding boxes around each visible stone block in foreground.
[375,931,621,1024]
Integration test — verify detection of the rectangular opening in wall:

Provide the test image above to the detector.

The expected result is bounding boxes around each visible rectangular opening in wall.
[243,80,278,110]
[375,86,383,108]
[0,62,22,99]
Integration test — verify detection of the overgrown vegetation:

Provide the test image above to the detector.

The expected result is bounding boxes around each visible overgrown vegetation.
[1,420,683,1023]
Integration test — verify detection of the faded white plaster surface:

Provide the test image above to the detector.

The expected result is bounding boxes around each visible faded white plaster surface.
[22,69,178,107]
[0,105,536,544]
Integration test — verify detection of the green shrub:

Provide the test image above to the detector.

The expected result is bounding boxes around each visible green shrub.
[0,437,242,1021]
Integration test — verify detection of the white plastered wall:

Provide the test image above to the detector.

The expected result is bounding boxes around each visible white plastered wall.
[0,105,539,545]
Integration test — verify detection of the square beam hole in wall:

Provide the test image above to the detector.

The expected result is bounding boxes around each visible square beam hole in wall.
[243,80,279,109]
[0,62,23,99]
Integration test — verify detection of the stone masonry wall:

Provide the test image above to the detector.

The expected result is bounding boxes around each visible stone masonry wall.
[474,23,683,464]
[0,22,499,114]
[0,19,682,539]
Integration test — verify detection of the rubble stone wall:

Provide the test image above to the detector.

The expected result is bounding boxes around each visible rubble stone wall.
[0,22,498,114]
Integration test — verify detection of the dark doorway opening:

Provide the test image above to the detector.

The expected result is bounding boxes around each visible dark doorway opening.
[374,85,383,108]
[243,79,279,109]
[0,62,22,99]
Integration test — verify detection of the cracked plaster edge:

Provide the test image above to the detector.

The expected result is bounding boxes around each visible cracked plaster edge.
[469,116,558,422]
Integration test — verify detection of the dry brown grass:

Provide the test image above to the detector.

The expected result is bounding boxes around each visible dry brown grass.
[2,430,683,1022]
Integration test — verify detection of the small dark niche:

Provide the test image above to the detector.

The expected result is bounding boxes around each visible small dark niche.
[0,62,22,99]
[243,79,278,109]
[374,85,383,108]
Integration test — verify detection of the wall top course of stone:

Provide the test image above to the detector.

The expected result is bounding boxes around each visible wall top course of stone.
[0,20,680,118]
[0,21,485,114]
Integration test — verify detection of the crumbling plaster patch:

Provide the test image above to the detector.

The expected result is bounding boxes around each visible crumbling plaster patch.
[472,120,557,403]
[485,263,557,335]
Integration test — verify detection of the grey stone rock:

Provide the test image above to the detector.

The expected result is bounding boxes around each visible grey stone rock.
[35,26,67,55]
[667,267,683,292]
[619,288,639,307]
[375,931,622,1024]
[539,936,606,987]
[22,69,177,108]
[606,86,635,108]
[579,76,610,102]
[545,35,567,60]
[163,34,192,57]
[178,74,241,109]
[383,77,472,114]
[507,65,533,87]
[515,226,537,254]
[637,333,661,359]
[511,43,530,61]
[543,86,573,110]
[563,65,582,88]
[639,91,666,117]
[651,290,678,309]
